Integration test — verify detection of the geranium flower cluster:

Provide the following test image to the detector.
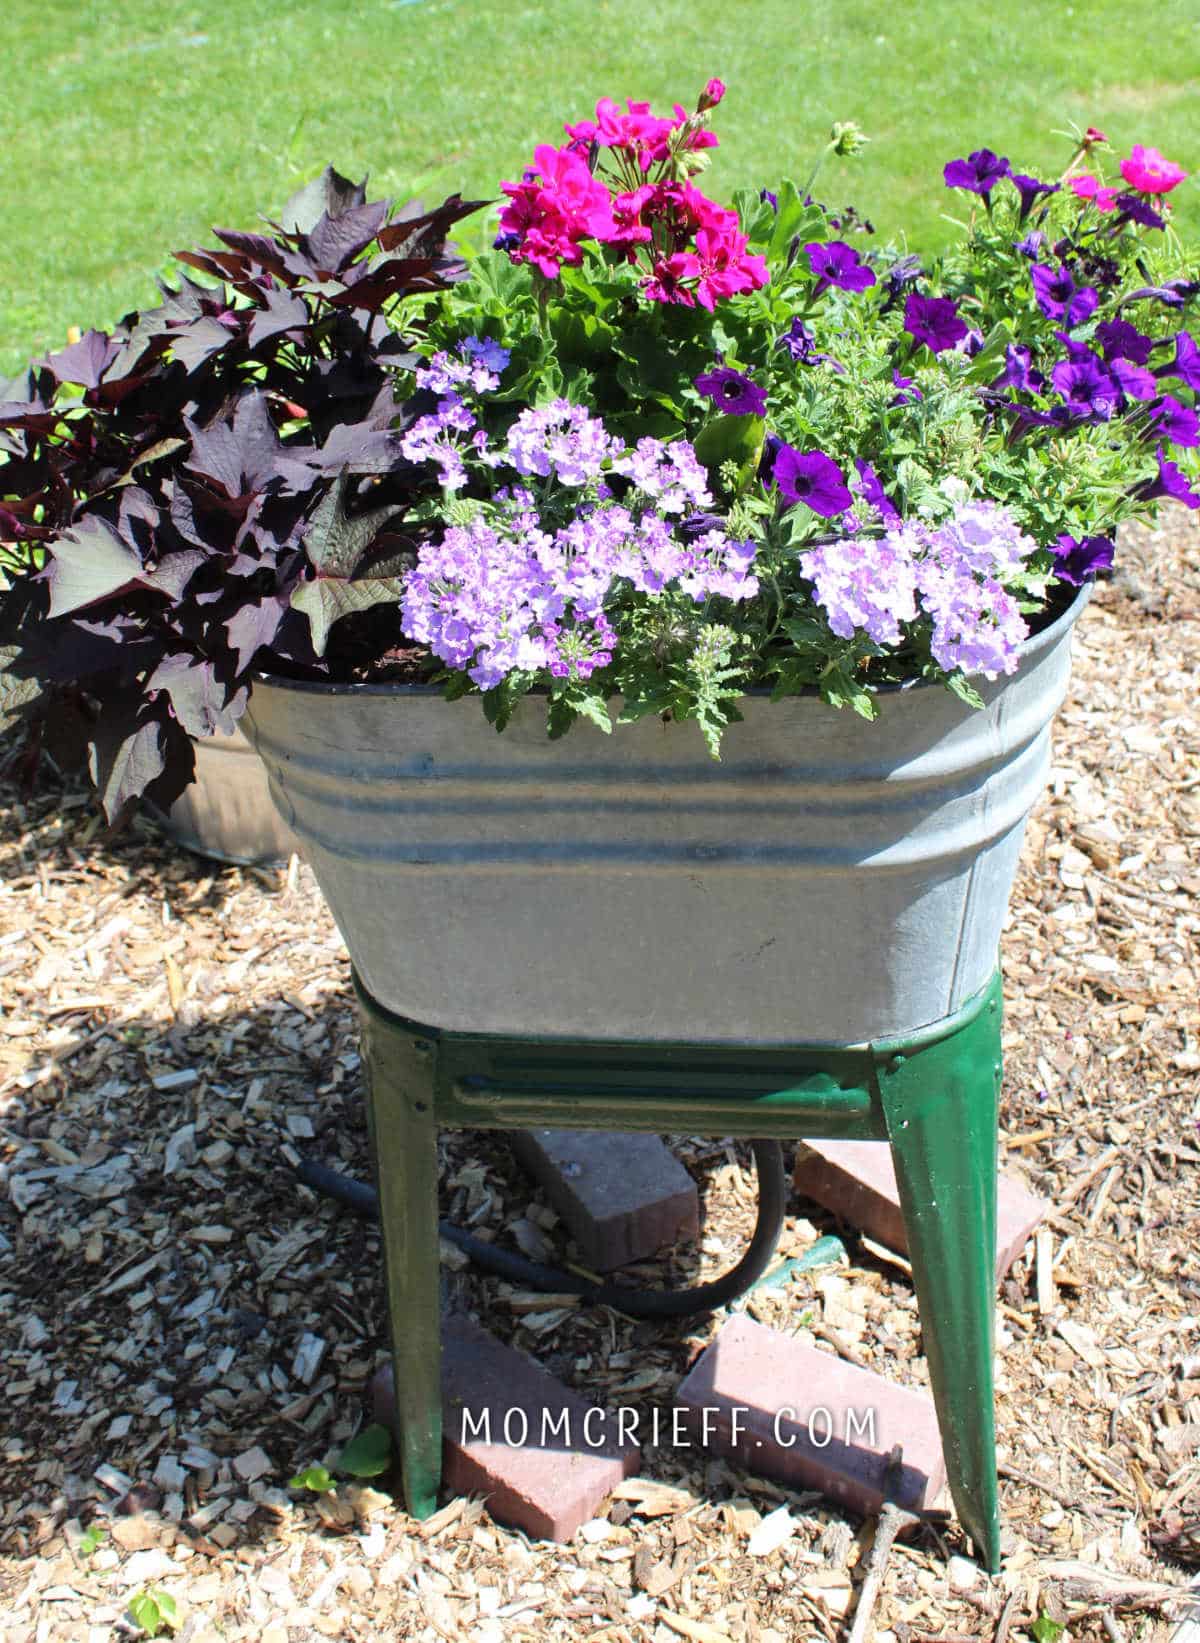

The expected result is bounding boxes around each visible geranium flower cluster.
[798,502,1036,678]
[496,81,769,311]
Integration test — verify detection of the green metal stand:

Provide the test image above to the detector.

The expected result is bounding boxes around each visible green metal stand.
[358,967,1004,1571]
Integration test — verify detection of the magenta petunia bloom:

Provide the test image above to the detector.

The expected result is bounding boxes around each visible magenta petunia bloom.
[943,149,1011,195]
[1068,174,1119,212]
[903,292,968,353]
[1120,145,1188,195]
[694,365,768,416]
[805,241,876,297]
[1052,534,1115,586]
[772,446,853,517]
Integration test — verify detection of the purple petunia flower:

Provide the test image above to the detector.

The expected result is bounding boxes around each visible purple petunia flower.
[1030,263,1098,328]
[1015,230,1046,259]
[1050,352,1122,421]
[944,149,1012,195]
[1109,357,1157,402]
[1010,172,1061,220]
[759,188,779,212]
[881,254,924,311]
[853,458,900,524]
[1115,193,1166,230]
[890,369,923,406]
[1123,280,1197,309]
[694,365,768,416]
[772,445,853,516]
[777,318,818,361]
[1163,331,1200,391]
[1137,445,1200,509]
[1052,534,1115,585]
[904,291,969,354]
[991,343,1043,394]
[805,240,877,297]
[1095,318,1154,365]
[1150,395,1200,448]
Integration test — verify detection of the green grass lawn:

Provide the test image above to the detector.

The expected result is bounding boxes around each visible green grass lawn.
[4,0,1198,377]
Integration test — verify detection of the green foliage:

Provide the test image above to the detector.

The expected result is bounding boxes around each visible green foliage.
[1030,1616,1067,1643]
[76,1523,106,1557]
[335,1423,393,1479]
[127,1588,179,1638]
[289,1462,336,1493]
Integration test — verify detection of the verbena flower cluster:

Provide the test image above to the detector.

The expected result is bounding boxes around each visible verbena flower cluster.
[397,345,758,693]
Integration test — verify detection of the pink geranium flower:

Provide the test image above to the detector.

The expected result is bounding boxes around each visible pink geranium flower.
[499,144,617,277]
[1068,173,1119,211]
[692,225,770,310]
[1120,144,1188,195]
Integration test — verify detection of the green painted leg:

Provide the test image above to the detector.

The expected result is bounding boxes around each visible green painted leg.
[875,974,1003,1572]
[361,1011,442,1520]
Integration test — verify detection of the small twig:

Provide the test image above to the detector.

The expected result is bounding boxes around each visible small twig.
[992,1589,1020,1643]
[1100,1609,1126,1643]
[846,1447,920,1643]
[1058,1145,1122,1209]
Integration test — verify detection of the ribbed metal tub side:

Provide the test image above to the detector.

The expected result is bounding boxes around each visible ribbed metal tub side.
[241,587,1089,1044]
[155,727,300,867]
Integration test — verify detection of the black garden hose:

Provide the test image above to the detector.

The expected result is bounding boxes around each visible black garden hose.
[296,1139,786,1319]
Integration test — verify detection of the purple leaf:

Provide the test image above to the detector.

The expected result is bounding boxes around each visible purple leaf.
[225,595,291,674]
[44,330,120,389]
[168,316,239,374]
[306,199,391,274]
[43,516,155,617]
[211,228,292,281]
[184,392,282,497]
[88,715,169,824]
[300,472,404,576]
[279,167,369,236]
[146,652,248,738]
[247,283,309,348]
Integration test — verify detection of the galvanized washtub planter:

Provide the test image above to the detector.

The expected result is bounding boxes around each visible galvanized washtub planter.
[154,726,300,867]
[241,586,1089,1045]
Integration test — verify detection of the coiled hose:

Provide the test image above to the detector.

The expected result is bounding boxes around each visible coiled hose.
[297,1139,786,1319]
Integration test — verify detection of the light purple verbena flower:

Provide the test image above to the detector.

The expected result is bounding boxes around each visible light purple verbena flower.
[797,500,1035,678]
[611,436,713,514]
[414,336,511,396]
[506,400,619,486]
[798,532,919,645]
[399,393,479,489]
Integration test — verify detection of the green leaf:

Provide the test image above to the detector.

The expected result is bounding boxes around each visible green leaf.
[1031,1617,1066,1643]
[693,413,766,494]
[946,672,985,710]
[336,1422,393,1479]
[289,1463,336,1493]
[290,575,405,657]
[301,473,404,578]
[128,1588,178,1637]
[820,665,878,720]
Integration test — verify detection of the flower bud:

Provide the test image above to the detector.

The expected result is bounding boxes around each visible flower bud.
[698,77,726,112]
[830,121,869,157]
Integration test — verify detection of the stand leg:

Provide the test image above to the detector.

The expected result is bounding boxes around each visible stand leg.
[361,1011,442,1519]
[876,979,1003,1572]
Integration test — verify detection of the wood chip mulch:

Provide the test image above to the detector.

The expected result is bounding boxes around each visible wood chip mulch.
[1,513,1198,1643]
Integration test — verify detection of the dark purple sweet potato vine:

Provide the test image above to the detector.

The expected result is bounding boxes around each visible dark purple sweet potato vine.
[0,169,486,821]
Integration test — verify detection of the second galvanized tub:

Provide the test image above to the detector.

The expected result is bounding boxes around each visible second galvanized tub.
[241,586,1089,1045]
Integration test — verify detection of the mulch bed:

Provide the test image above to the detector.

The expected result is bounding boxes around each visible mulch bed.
[1,514,1198,1642]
